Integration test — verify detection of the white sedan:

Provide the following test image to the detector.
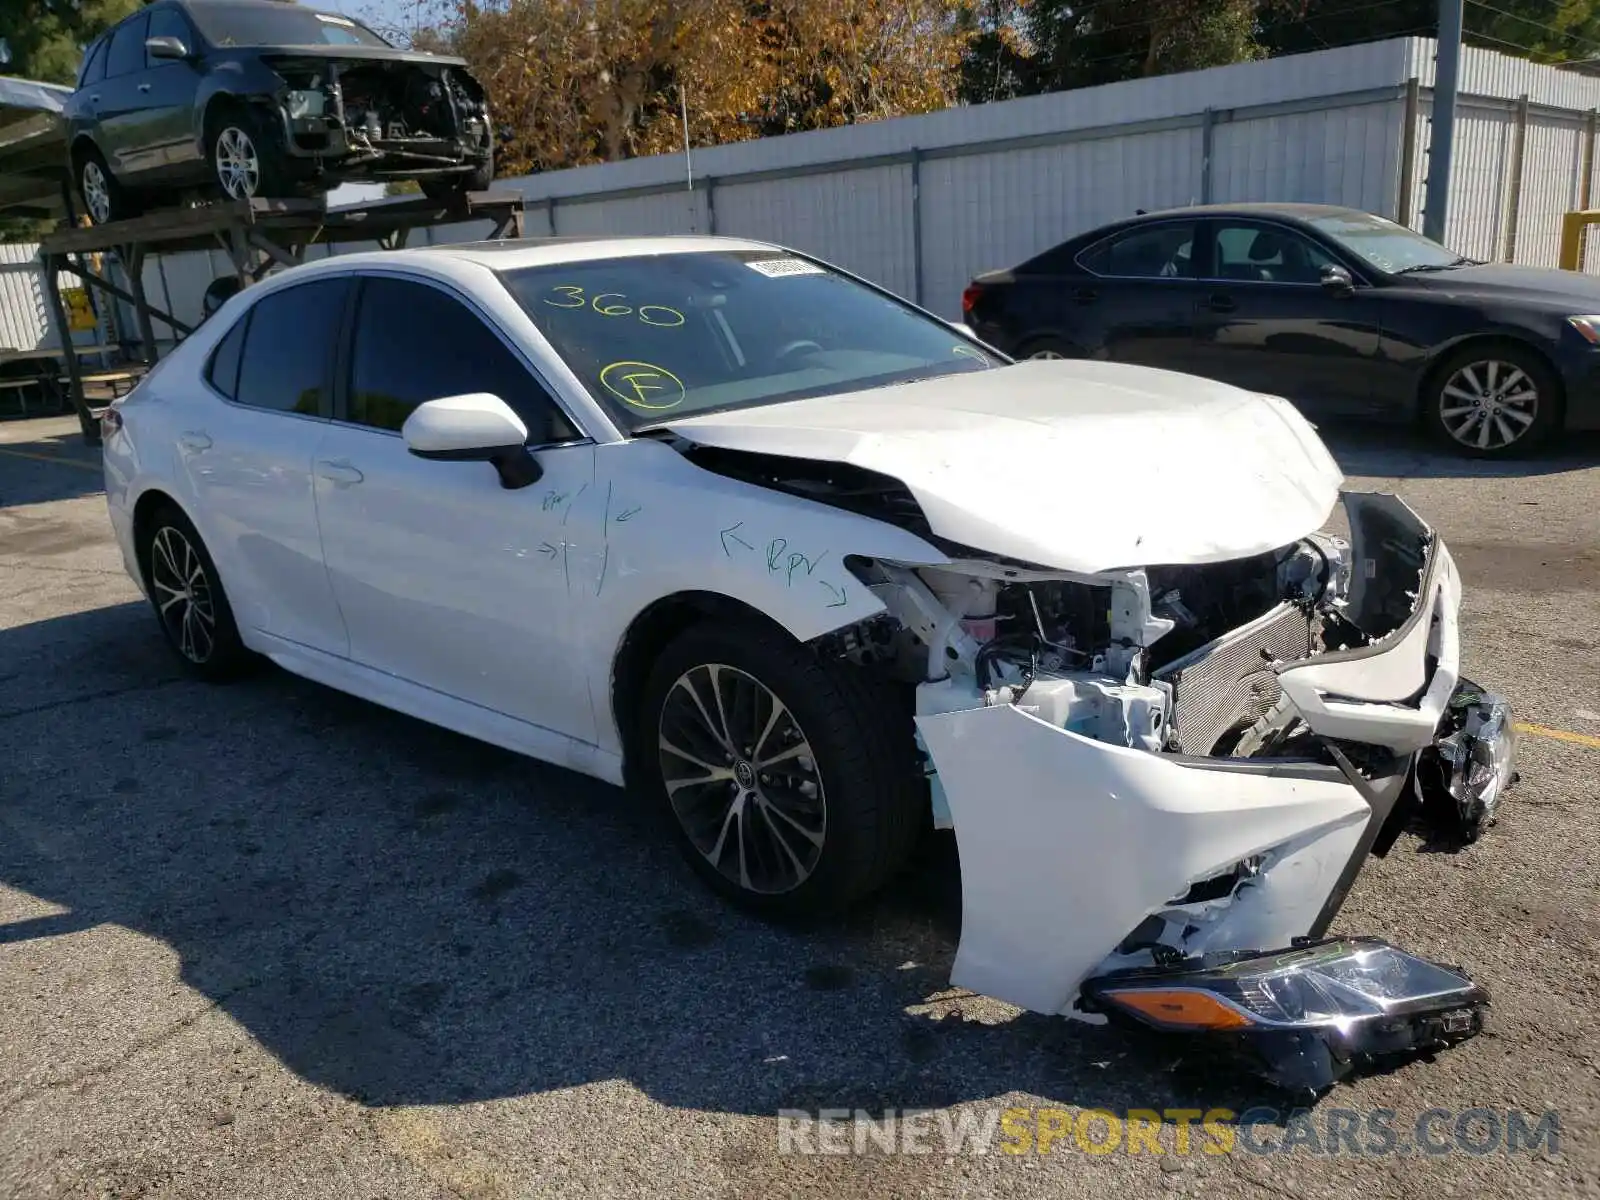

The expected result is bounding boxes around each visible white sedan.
[103,236,1514,1090]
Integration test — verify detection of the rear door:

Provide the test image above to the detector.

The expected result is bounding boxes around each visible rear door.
[178,277,353,657]
[1188,219,1385,415]
[1054,219,1207,372]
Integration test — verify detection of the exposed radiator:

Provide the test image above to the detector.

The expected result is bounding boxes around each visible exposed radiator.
[1154,602,1315,755]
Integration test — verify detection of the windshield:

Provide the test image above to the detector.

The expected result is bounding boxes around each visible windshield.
[500,251,998,429]
[1308,211,1465,273]
[187,3,392,48]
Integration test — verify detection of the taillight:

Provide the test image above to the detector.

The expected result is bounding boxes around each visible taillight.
[961,283,984,315]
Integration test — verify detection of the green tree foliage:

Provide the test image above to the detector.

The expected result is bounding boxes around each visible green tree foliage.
[0,0,142,86]
[1261,0,1600,64]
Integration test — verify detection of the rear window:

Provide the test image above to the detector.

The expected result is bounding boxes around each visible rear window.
[78,39,108,88]
[186,3,391,48]
[205,314,248,399]
[231,278,350,415]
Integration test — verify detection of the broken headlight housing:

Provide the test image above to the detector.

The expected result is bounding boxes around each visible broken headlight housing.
[1083,938,1489,1092]
[1419,678,1517,842]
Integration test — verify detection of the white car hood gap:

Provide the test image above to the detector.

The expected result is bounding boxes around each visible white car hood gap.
[666,360,1344,575]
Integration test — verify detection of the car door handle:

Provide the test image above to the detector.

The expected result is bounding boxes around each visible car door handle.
[1071,287,1098,304]
[1202,293,1237,313]
[137,83,151,93]
[89,94,101,104]
[178,430,211,452]
[316,460,364,486]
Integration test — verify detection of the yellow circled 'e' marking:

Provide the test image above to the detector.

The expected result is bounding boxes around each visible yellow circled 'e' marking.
[599,361,687,410]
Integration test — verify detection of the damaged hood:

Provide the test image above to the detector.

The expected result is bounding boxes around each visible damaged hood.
[666,359,1344,574]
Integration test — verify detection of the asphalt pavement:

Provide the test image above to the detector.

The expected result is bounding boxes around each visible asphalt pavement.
[1,412,1597,1199]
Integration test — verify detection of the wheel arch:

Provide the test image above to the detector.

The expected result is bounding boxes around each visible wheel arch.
[609,590,801,782]
[1416,333,1566,425]
[130,487,188,584]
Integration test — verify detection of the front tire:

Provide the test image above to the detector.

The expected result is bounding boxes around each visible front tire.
[207,108,293,202]
[139,505,252,681]
[638,622,922,917]
[1425,343,1561,457]
[1016,336,1079,361]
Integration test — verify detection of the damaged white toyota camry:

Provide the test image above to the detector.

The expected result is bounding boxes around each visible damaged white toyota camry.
[103,236,1516,1091]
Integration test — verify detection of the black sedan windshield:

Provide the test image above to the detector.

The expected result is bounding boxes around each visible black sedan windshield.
[188,3,392,48]
[1308,211,1466,274]
[500,251,997,428]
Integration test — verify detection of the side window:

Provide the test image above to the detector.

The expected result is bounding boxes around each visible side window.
[78,40,108,88]
[1214,223,1336,285]
[105,14,150,77]
[346,276,577,440]
[1077,224,1195,279]
[146,8,194,64]
[233,278,349,415]
[205,312,248,400]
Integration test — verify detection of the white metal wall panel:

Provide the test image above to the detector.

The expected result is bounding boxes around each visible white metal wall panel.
[1442,102,1516,261]
[920,128,1201,317]
[713,165,916,300]
[1211,101,1403,215]
[550,190,709,238]
[1516,115,1587,268]
[0,261,50,352]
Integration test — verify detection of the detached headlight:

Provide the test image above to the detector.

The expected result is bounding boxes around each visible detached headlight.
[1421,678,1517,841]
[1088,939,1486,1033]
[1567,315,1600,344]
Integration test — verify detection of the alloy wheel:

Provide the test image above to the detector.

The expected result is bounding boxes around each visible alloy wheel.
[214,126,261,199]
[1028,348,1067,360]
[1439,360,1539,452]
[657,663,827,895]
[149,526,217,664]
[81,160,111,224]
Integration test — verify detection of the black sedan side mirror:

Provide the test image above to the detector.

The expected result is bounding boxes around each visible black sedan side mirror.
[1320,264,1355,296]
[145,36,191,61]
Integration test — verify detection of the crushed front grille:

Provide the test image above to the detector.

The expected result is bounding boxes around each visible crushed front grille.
[1154,603,1315,755]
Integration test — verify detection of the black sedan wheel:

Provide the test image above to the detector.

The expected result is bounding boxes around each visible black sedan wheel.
[1427,345,1559,457]
[638,622,922,917]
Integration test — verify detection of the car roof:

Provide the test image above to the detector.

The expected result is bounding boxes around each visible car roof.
[1131,202,1363,222]
[313,235,790,273]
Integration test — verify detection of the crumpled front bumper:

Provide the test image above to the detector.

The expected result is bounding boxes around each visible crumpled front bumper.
[914,493,1512,1083]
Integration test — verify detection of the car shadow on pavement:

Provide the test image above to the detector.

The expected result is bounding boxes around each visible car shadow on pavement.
[1315,420,1600,479]
[0,429,105,508]
[0,601,1294,1122]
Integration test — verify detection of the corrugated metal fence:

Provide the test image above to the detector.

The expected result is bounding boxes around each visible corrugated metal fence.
[7,33,1600,341]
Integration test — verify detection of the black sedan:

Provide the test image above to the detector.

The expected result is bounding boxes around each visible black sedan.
[962,203,1600,457]
[64,0,494,224]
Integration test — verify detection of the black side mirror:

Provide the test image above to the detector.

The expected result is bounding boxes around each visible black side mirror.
[145,36,190,61]
[1320,264,1355,296]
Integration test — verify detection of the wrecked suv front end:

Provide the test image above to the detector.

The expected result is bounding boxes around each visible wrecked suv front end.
[852,492,1511,1090]
[256,50,493,188]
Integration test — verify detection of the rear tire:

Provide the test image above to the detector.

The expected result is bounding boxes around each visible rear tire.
[138,504,253,681]
[77,144,139,225]
[1016,336,1080,360]
[637,621,922,918]
[1423,342,1561,458]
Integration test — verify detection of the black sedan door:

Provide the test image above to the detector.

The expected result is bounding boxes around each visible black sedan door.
[1188,219,1387,416]
[991,218,1207,371]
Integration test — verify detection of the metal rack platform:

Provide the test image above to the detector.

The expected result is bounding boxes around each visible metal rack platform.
[37,190,525,442]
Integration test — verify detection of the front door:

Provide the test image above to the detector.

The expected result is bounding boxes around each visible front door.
[141,5,204,175]
[177,276,352,657]
[311,273,598,742]
[1188,220,1385,416]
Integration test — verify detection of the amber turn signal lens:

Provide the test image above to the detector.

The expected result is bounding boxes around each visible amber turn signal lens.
[1103,988,1255,1030]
